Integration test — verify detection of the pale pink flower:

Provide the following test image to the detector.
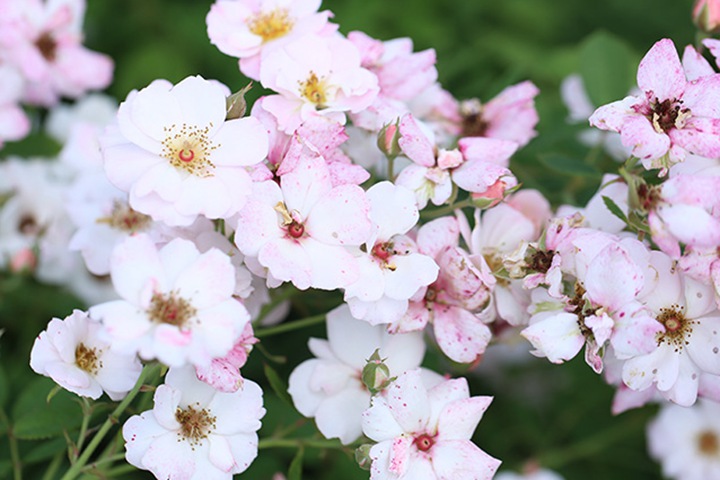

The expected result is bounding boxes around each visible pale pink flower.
[647,400,720,480]
[394,217,494,364]
[288,304,430,444]
[259,34,379,133]
[362,369,501,480]
[195,322,257,393]
[459,81,540,147]
[395,114,518,209]
[30,310,142,401]
[622,256,720,406]
[123,365,265,479]
[206,0,331,80]
[590,38,720,174]
[344,182,439,325]
[347,31,437,130]
[647,173,720,258]
[234,154,372,291]
[0,64,30,147]
[0,0,113,106]
[89,234,250,368]
[102,75,269,226]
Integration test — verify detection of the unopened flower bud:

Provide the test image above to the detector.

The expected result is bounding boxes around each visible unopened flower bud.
[226,82,253,120]
[377,120,401,160]
[694,0,720,33]
[362,348,392,395]
[10,247,37,273]
[470,178,519,209]
[355,444,373,471]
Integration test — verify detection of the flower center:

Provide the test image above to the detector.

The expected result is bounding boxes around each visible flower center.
[35,32,57,61]
[528,249,554,274]
[97,200,152,233]
[697,430,719,456]
[460,98,488,137]
[248,8,293,42]
[75,343,101,374]
[370,242,398,271]
[649,97,690,134]
[483,251,509,287]
[655,305,694,351]
[425,286,438,303]
[162,123,217,177]
[17,213,40,236]
[147,291,196,329]
[636,183,661,212]
[175,403,217,448]
[287,220,305,238]
[299,72,328,108]
[413,433,436,452]
[274,202,305,239]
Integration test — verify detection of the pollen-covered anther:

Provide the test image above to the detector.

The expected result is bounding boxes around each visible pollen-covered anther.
[299,72,329,108]
[175,403,217,448]
[413,433,436,452]
[655,305,695,351]
[96,200,152,233]
[650,97,691,134]
[162,123,217,177]
[248,8,293,42]
[75,343,101,374]
[147,291,197,329]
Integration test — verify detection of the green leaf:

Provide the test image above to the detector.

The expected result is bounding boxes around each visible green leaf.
[24,437,66,464]
[579,31,638,106]
[12,378,83,440]
[538,154,602,177]
[601,196,629,224]
[264,363,293,408]
[288,446,304,480]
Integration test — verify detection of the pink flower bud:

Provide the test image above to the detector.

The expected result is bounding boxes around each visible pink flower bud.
[470,178,513,209]
[377,121,401,159]
[10,248,37,273]
[694,0,720,33]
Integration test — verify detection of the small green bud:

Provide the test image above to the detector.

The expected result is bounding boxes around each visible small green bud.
[362,349,392,395]
[226,82,253,120]
[355,444,373,470]
[377,120,401,160]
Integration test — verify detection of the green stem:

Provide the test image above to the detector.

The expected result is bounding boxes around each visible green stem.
[0,408,22,480]
[255,314,326,338]
[42,453,63,480]
[60,363,159,480]
[75,398,92,454]
[387,156,395,182]
[258,438,349,450]
[420,199,473,220]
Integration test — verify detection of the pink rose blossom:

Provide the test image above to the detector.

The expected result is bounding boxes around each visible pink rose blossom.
[362,369,501,480]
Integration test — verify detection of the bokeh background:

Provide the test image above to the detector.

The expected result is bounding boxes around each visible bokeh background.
[0,0,701,478]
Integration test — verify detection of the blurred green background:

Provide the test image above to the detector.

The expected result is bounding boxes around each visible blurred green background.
[1,0,702,479]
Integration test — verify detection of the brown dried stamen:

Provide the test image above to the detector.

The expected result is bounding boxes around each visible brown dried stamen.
[147,291,196,329]
[460,98,488,137]
[650,97,690,134]
[175,403,217,448]
[528,249,555,274]
[35,32,57,61]
[75,343,101,374]
[17,214,40,235]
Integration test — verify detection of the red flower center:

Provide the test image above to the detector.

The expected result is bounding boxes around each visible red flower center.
[414,433,435,452]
